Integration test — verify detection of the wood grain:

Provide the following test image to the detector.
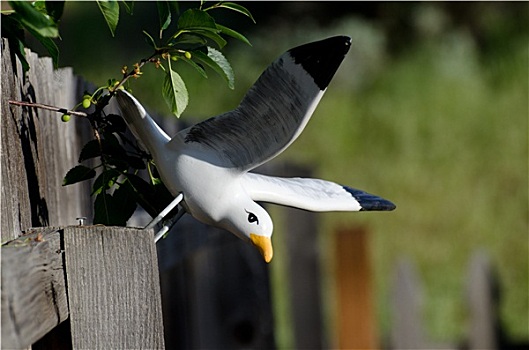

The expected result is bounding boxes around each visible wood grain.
[1,39,93,243]
[63,226,165,349]
[1,228,69,349]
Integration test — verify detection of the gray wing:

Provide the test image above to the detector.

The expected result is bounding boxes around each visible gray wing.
[179,36,351,171]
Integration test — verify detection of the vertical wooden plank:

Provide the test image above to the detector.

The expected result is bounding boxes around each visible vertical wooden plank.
[23,51,93,228]
[390,259,425,349]
[63,226,165,349]
[467,251,498,349]
[274,163,326,349]
[1,40,93,243]
[284,201,325,348]
[1,228,69,349]
[194,232,275,349]
[1,39,32,241]
[156,215,275,349]
[335,226,377,349]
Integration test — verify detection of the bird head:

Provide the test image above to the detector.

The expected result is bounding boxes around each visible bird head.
[221,199,274,263]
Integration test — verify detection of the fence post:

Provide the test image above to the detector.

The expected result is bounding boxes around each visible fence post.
[389,260,458,350]
[335,226,378,349]
[1,228,69,349]
[466,251,499,349]
[277,164,326,349]
[63,226,165,349]
[390,259,425,349]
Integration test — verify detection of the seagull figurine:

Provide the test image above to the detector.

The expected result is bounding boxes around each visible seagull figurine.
[116,35,395,263]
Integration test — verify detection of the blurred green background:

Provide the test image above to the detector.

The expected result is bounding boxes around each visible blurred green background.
[19,1,529,346]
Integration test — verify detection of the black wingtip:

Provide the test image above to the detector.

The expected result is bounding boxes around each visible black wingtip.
[343,186,396,211]
[287,36,352,90]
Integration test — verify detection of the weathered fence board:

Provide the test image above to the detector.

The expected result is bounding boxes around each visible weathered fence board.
[467,251,498,349]
[281,164,326,349]
[156,215,276,349]
[1,38,93,243]
[388,253,529,350]
[1,228,68,349]
[390,259,428,349]
[63,226,165,349]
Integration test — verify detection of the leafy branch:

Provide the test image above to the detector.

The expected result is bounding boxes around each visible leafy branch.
[4,0,255,226]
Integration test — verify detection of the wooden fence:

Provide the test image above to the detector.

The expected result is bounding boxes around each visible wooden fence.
[2,40,525,350]
[388,251,529,350]
[1,39,166,349]
[1,39,274,349]
[2,227,164,349]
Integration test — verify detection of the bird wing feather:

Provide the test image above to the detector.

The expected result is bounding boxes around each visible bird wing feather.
[241,173,396,212]
[177,36,351,171]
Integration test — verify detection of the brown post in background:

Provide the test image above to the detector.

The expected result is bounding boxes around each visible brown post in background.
[335,226,377,349]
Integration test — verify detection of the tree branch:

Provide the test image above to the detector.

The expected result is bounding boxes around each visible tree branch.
[110,52,160,93]
[8,100,88,117]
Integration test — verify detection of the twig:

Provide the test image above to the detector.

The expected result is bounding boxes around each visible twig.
[111,52,160,93]
[8,100,88,117]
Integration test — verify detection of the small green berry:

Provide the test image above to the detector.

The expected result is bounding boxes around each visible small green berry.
[61,114,71,122]
[184,51,192,59]
[82,98,91,109]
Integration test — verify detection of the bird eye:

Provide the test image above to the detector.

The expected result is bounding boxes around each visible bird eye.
[247,211,259,225]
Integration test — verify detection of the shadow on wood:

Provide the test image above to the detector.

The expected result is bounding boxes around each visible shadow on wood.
[1,39,93,243]
[1,228,68,349]
[2,226,165,349]
[64,226,165,349]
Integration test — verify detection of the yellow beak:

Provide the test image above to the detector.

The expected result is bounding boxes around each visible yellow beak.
[250,234,273,263]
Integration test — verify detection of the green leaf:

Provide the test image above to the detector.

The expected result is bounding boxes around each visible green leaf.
[91,168,120,196]
[123,174,159,217]
[24,25,59,67]
[93,192,114,225]
[181,55,208,78]
[33,1,47,14]
[2,14,30,71]
[162,59,188,118]
[96,0,120,37]
[168,32,207,51]
[192,28,226,49]
[119,0,134,15]
[102,133,126,157]
[112,182,138,224]
[9,1,59,37]
[78,140,102,162]
[212,2,255,23]
[193,47,234,89]
[157,0,172,38]
[216,24,251,46]
[93,185,136,225]
[142,30,158,49]
[63,165,96,186]
[12,36,30,72]
[45,1,65,22]
[105,114,127,133]
[177,8,217,30]
[38,37,59,68]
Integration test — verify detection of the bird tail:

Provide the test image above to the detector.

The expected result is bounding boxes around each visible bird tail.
[115,90,170,156]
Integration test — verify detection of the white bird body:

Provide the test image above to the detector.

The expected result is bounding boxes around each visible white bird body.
[116,36,395,262]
